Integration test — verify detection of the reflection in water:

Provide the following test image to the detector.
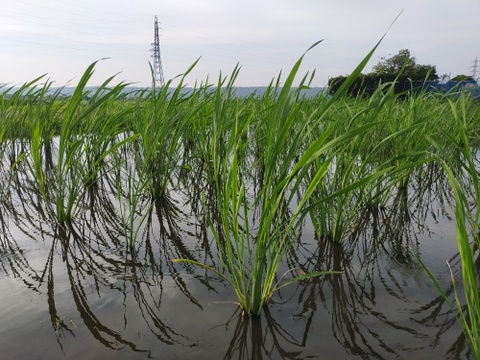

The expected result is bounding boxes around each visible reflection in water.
[1,157,207,356]
[41,228,153,355]
[0,141,473,359]
[0,207,40,290]
[222,307,308,360]
[280,166,466,359]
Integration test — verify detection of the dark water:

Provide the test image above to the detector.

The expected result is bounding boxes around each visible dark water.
[0,148,470,359]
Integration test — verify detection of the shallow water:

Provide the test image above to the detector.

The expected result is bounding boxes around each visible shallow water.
[0,155,472,359]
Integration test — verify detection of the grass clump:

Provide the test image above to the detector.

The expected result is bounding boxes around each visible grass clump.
[416,94,480,358]
[173,39,395,316]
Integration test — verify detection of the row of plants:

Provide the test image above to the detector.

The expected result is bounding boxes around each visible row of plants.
[1,43,480,355]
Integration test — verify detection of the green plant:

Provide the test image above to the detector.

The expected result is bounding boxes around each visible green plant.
[416,94,480,358]
[130,60,200,200]
[174,37,392,316]
[28,61,135,229]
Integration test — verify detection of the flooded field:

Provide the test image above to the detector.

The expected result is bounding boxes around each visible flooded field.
[0,151,469,359]
[1,60,479,359]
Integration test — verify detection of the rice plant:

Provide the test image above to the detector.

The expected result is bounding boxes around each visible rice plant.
[28,61,135,229]
[416,93,480,358]
[173,38,393,316]
[130,60,200,201]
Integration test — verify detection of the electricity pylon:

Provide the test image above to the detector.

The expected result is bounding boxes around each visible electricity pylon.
[471,56,479,82]
[151,15,165,88]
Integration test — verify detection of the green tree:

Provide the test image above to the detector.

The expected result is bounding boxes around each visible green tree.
[372,49,415,75]
[371,49,438,81]
[328,49,440,97]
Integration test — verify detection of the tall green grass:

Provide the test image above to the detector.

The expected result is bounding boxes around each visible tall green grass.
[416,93,480,358]
[173,39,398,316]
[2,33,480,330]
[307,81,433,243]
[130,60,200,201]
[28,61,135,229]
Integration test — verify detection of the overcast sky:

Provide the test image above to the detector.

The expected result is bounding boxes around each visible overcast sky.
[1,0,479,88]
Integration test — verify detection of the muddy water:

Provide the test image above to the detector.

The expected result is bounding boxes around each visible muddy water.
[0,162,471,359]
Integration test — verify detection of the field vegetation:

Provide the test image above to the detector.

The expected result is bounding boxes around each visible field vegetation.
[1,43,480,356]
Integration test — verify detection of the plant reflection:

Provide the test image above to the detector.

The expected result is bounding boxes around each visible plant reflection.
[0,205,41,289]
[221,307,311,360]
[40,229,153,355]
[0,137,473,359]
[280,166,466,359]
[0,165,215,355]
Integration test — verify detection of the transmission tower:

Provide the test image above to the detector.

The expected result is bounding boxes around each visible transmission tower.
[151,16,165,88]
[471,56,479,82]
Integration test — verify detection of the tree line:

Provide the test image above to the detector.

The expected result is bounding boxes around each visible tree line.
[328,49,476,97]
